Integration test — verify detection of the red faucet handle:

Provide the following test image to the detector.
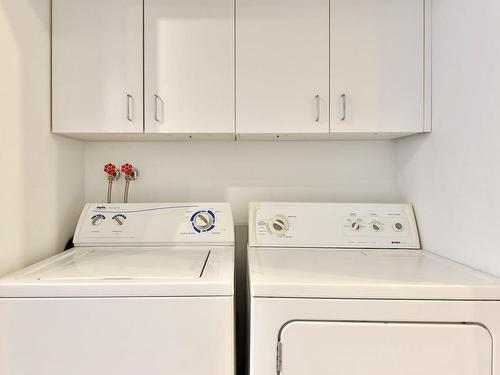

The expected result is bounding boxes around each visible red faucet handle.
[104,163,117,176]
[121,163,135,176]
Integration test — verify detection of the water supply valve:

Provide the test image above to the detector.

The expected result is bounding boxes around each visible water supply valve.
[121,163,139,203]
[104,163,120,203]
[104,163,118,177]
[121,163,138,178]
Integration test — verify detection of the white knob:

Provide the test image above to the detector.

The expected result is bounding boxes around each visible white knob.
[393,222,404,232]
[371,221,383,232]
[91,215,105,226]
[351,220,362,231]
[268,216,289,236]
[112,214,126,226]
[194,212,213,230]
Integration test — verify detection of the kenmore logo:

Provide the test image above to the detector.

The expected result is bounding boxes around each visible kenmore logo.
[96,206,106,210]
[392,241,401,244]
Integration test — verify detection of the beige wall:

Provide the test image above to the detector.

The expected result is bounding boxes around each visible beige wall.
[84,141,398,225]
[396,0,500,277]
[0,0,84,276]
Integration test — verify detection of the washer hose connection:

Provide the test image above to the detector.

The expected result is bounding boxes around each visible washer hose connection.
[104,163,120,203]
[121,163,139,203]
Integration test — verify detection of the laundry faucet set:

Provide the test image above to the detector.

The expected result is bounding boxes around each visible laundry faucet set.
[103,163,139,203]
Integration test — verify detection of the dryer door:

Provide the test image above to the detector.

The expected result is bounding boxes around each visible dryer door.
[279,321,492,375]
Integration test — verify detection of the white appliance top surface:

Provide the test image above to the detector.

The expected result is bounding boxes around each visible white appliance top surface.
[248,247,500,300]
[0,246,234,298]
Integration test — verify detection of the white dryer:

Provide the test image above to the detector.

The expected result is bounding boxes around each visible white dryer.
[248,202,500,375]
[0,203,235,375]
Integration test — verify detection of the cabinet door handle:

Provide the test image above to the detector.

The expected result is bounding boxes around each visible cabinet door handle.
[126,94,133,122]
[154,94,163,123]
[315,95,321,122]
[340,94,347,121]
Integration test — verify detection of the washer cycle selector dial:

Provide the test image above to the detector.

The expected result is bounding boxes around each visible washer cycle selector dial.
[194,212,213,229]
[191,210,216,233]
[268,216,289,236]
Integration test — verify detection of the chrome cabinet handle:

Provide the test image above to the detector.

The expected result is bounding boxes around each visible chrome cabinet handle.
[315,95,320,122]
[340,94,347,121]
[126,94,133,122]
[154,94,163,123]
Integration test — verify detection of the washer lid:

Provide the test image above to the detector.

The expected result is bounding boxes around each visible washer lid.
[37,249,209,281]
[248,248,500,300]
[0,247,235,297]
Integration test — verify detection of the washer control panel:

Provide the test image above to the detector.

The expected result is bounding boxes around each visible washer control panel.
[249,203,420,249]
[74,203,234,246]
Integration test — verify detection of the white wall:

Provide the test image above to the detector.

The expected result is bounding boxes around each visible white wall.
[396,0,500,276]
[0,0,84,276]
[85,141,397,224]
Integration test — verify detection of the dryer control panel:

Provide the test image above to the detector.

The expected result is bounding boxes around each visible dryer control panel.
[249,203,420,249]
[74,203,234,247]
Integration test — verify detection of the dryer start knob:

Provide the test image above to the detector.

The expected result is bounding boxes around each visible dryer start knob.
[393,222,405,232]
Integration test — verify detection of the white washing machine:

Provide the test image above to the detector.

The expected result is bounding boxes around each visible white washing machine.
[0,203,235,375]
[248,202,500,375]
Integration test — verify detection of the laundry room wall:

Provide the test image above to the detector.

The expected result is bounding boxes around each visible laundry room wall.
[0,0,84,276]
[84,141,398,224]
[396,0,500,277]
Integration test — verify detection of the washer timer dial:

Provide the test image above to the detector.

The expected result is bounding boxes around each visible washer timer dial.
[191,210,216,233]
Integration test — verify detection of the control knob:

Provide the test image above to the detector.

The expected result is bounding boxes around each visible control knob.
[191,210,216,233]
[370,221,383,232]
[350,219,362,232]
[112,214,127,226]
[268,216,289,236]
[91,214,105,226]
[393,222,404,232]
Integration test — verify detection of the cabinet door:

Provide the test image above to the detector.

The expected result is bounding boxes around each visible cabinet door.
[145,0,234,134]
[237,0,330,135]
[331,0,424,134]
[52,0,143,134]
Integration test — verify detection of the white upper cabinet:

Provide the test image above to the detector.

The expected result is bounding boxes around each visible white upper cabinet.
[145,0,235,135]
[331,0,425,135]
[51,0,429,140]
[52,0,143,134]
[236,0,330,136]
